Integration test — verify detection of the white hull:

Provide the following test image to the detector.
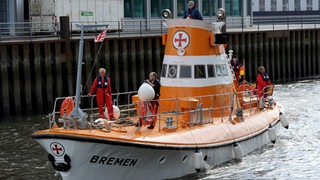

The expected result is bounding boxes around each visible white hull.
[35,122,280,180]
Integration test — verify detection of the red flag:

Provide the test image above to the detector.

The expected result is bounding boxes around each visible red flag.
[94,30,106,43]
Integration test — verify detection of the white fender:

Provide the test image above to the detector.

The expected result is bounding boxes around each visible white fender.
[280,113,289,129]
[233,143,243,160]
[104,105,121,119]
[138,83,155,101]
[268,125,276,144]
[194,149,203,172]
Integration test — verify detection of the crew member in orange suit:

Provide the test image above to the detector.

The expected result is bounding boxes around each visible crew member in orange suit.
[256,66,272,98]
[88,68,114,119]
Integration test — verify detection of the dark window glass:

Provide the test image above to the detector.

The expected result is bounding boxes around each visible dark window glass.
[151,0,159,17]
[194,65,206,79]
[161,64,167,78]
[202,0,210,16]
[151,0,173,17]
[168,65,177,78]
[124,0,132,17]
[180,65,192,78]
[232,0,241,16]
[207,64,215,77]
[247,0,252,16]
[202,0,218,17]
[134,0,144,18]
[225,0,231,16]
[177,0,186,17]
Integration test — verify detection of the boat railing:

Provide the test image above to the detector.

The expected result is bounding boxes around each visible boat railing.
[49,89,272,131]
[49,91,138,128]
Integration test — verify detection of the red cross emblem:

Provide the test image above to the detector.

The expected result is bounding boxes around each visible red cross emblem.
[172,31,189,49]
[50,142,65,157]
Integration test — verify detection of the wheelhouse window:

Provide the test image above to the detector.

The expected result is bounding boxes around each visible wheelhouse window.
[207,64,215,77]
[216,64,228,77]
[161,64,167,78]
[180,65,192,78]
[194,65,206,79]
[168,65,177,78]
[151,0,173,17]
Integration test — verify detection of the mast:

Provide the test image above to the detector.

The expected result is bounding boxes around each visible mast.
[69,24,108,128]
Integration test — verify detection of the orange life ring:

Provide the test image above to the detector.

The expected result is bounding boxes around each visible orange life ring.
[60,97,74,116]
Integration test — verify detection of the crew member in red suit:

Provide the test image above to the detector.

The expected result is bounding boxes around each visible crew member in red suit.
[256,66,272,98]
[230,55,240,82]
[88,68,114,119]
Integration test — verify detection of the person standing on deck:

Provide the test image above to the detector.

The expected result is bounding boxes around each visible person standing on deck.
[256,66,272,98]
[143,72,161,129]
[88,68,114,119]
[183,1,203,20]
[230,55,240,82]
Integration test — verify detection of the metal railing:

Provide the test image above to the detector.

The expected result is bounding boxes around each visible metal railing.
[50,88,268,132]
[1,15,320,42]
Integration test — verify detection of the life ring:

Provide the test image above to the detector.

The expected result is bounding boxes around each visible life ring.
[139,101,155,126]
[168,66,177,78]
[60,97,74,116]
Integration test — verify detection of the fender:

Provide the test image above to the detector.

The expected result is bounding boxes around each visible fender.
[48,153,71,172]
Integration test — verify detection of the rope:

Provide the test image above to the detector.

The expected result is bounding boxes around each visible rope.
[81,41,105,95]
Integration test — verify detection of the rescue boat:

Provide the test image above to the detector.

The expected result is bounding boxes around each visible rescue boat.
[32,15,288,180]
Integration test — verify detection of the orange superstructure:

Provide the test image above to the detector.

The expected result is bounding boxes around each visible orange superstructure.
[159,19,235,116]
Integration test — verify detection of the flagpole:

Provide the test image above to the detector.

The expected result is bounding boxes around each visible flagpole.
[69,24,108,129]
[82,40,105,94]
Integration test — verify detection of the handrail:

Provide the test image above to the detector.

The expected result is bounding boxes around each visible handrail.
[49,89,272,131]
[2,15,320,42]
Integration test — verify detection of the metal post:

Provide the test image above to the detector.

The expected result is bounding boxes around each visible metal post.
[140,20,142,36]
[74,25,84,110]
[242,18,244,32]
[273,18,274,30]
[118,21,120,37]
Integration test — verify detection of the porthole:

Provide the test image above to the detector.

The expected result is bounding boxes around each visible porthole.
[203,155,208,161]
[159,156,167,164]
[182,155,188,164]
[168,65,177,78]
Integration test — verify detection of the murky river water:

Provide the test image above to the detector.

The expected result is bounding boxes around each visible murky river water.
[1,80,320,179]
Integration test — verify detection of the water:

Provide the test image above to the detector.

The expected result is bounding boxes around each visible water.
[1,80,320,179]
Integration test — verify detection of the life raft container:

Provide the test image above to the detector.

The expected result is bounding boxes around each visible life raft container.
[60,97,74,116]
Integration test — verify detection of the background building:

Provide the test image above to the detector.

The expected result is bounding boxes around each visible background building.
[253,0,320,16]
[1,0,252,31]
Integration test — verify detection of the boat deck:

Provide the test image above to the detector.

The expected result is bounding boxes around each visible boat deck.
[34,104,282,147]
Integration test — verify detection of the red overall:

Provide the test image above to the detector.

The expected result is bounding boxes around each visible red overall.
[89,76,114,119]
[256,73,272,98]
